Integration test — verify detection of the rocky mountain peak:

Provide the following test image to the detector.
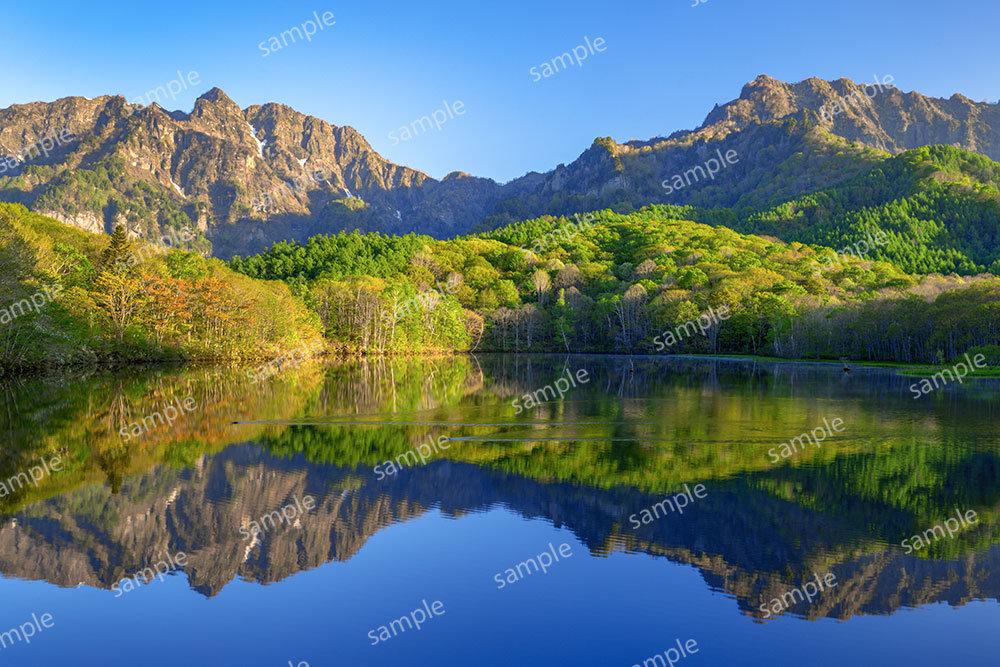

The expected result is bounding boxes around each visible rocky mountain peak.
[2,77,1000,258]
[191,87,245,124]
[198,86,233,103]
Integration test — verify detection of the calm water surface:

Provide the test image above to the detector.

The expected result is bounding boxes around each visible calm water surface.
[1,355,999,665]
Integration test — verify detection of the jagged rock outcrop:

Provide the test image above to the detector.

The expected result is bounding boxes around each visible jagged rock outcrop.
[1,77,998,256]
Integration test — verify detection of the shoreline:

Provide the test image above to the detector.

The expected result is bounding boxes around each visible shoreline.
[3,350,999,378]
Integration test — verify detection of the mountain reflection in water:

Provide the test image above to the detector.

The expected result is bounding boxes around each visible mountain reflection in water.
[0,355,999,665]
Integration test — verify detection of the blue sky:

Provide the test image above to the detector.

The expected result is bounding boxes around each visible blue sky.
[2,0,997,182]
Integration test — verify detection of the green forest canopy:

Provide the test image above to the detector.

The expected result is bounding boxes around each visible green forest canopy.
[230,200,1000,364]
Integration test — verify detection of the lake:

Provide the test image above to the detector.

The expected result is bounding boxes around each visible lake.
[0,355,998,666]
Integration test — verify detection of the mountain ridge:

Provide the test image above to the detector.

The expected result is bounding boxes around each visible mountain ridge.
[2,76,999,257]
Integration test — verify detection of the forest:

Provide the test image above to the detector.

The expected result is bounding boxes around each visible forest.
[230,203,1000,365]
[6,142,1000,368]
[0,203,321,371]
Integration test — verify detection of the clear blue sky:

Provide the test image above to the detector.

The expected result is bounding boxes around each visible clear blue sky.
[2,0,997,182]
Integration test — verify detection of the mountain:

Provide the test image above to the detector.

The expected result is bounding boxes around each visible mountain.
[487,75,1000,224]
[716,75,1000,156]
[1,77,999,257]
[0,88,510,257]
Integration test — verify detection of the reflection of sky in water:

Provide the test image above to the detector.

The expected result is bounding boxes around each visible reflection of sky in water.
[0,356,998,665]
[1,506,997,666]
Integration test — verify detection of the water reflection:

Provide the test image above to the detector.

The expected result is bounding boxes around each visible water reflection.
[0,355,998,621]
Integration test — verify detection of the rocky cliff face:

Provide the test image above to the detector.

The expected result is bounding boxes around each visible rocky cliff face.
[0,88,504,257]
[703,75,1000,155]
[495,75,1000,220]
[1,77,997,256]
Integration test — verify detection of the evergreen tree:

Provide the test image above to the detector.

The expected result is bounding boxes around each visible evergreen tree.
[99,224,133,274]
